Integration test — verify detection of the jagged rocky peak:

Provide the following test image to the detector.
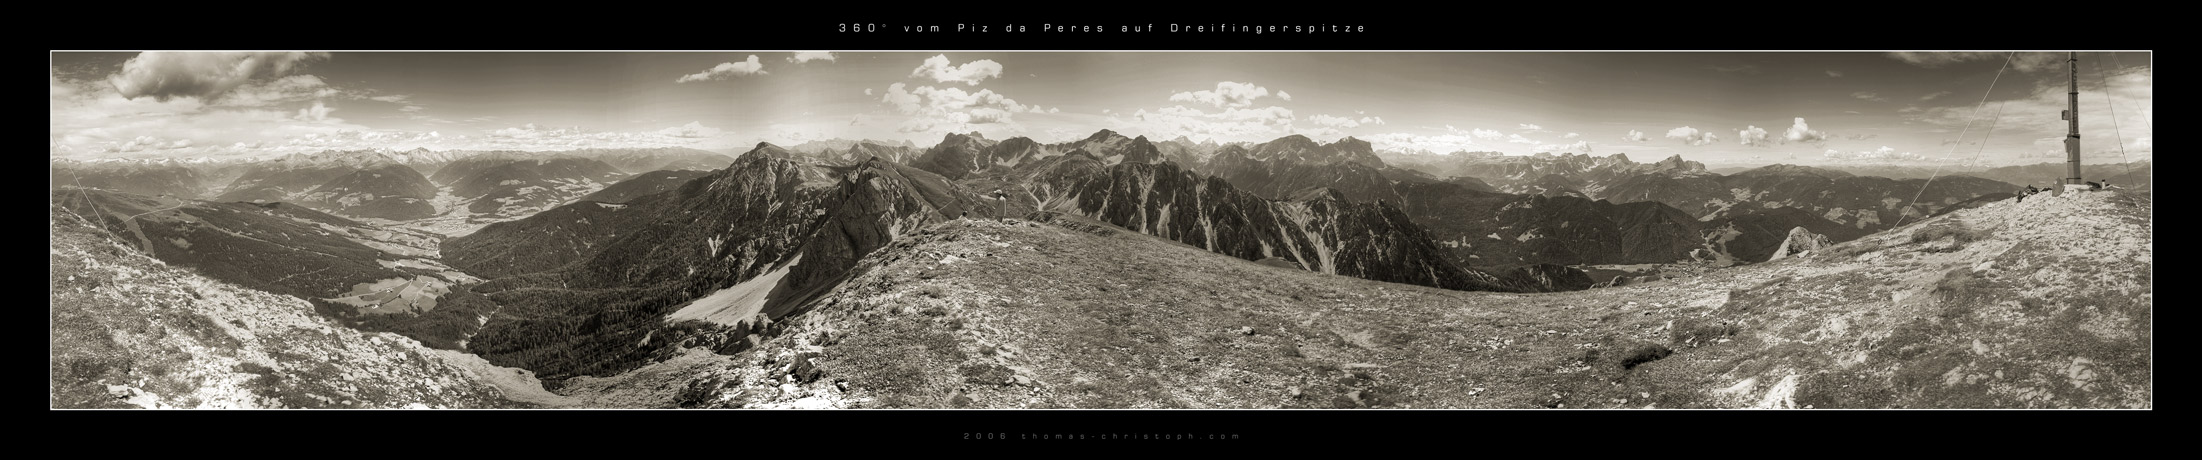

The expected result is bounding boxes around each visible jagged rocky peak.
[741,142,796,161]
[1332,136,1373,154]
[1084,129,1119,143]
[1653,154,1706,172]
[1244,134,1385,168]
[1766,226,1833,261]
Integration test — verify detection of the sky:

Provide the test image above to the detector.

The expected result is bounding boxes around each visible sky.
[49,51,2153,167]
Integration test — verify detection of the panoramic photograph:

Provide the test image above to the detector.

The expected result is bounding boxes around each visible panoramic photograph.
[49,51,2151,409]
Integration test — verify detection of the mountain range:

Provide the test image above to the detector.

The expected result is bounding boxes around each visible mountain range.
[53,128,2139,409]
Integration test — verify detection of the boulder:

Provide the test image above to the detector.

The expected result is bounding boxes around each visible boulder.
[1766,226,1832,261]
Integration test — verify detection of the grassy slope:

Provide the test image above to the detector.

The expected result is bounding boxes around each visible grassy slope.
[523,190,2150,409]
[50,208,522,409]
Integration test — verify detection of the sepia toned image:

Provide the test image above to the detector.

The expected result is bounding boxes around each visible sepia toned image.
[49,51,2150,410]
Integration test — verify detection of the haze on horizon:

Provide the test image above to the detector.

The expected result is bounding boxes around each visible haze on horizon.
[49,51,2153,167]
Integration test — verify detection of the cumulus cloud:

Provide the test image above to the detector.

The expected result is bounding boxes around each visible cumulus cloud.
[1310,114,1362,128]
[1738,126,1771,147]
[1471,128,1504,140]
[1276,90,1293,101]
[294,101,335,122]
[1533,140,1592,154]
[1623,130,1650,142]
[1360,116,1384,125]
[1115,104,1295,142]
[677,55,767,83]
[787,52,836,63]
[910,54,1003,85]
[654,121,723,138]
[1666,126,1719,146]
[108,52,330,102]
[1517,123,1543,132]
[1562,132,1580,139]
[1852,91,1887,102]
[1361,126,1491,154]
[1169,81,1276,108]
[878,82,1043,134]
[102,136,195,153]
[1844,133,1878,140]
[1783,117,1829,144]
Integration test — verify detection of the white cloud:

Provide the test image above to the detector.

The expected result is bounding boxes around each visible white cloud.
[1666,126,1719,146]
[1533,140,1592,154]
[787,52,836,63]
[1852,91,1887,102]
[467,122,741,150]
[294,101,335,122]
[1169,81,1276,108]
[1783,117,1829,144]
[677,55,767,83]
[1562,132,1580,139]
[1360,116,1384,125]
[1623,130,1650,142]
[1821,146,1946,163]
[1115,104,1296,143]
[1310,114,1362,128]
[1517,123,1543,132]
[1471,128,1504,140]
[1900,65,2151,156]
[219,75,346,107]
[910,54,1003,85]
[1506,134,1538,145]
[1276,90,1293,101]
[108,52,330,102]
[878,82,1039,135]
[1826,70,1844,77]
[654,121,723,138]
[102,135,195,153]
[1362,127,1490,154]
[1738,126,1771,147]
[1919,91,1951,101]
[1884,52,2066,72]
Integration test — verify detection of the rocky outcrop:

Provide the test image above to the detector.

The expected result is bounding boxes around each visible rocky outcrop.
[1766,226,1832,261]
